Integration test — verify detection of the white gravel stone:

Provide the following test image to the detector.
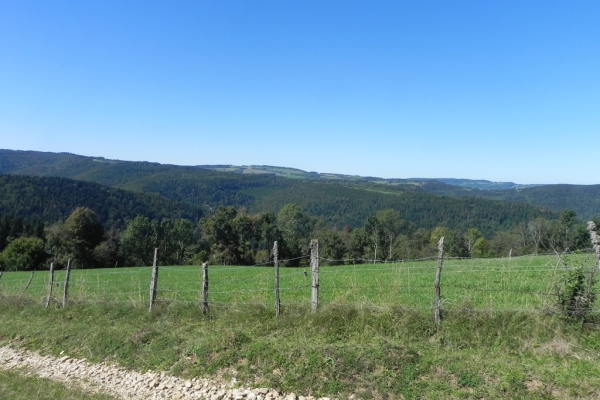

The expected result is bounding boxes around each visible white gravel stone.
[0,345,349,400]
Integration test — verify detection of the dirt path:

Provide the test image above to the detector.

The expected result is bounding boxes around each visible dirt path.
[0,345,331,400]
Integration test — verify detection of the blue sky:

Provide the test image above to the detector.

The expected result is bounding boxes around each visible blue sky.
[1,1,599,184]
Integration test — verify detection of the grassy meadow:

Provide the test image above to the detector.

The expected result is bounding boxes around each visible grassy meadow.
[1,253,600,399]
[0,253,598,313]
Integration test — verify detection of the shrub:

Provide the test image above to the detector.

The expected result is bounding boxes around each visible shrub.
[555,266,597,322]
[0,236,48,271]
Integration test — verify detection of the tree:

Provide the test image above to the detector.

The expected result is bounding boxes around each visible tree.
[348,227,368,262]
[546,210,578,254]
[93,226,121,267]
[527,218,549,255]
[471,237,490,258]
[395,228,431,260]
[0,236,47,271]
[201,207,240,265]
[277,204,312,263]
[157,219,175,265]
[571,224,590,251]
[63,207,104,268]
[364,216,381,263]
[489,230,523,257]
[376,209,405,261]
[45,221,69,265]
[315,229,348,265]
[430,227,452,246]
[465,228,484,255]
[558,209,577,250]
[254,212,282,256]
[233,211,259,265]
[121,216,157,266]
[171,219,196,265]
[430,227,468,257]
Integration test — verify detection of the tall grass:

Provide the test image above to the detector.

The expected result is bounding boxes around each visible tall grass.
[1,297,600,399]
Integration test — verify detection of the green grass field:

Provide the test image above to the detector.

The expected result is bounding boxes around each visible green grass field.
[1,253,598,314]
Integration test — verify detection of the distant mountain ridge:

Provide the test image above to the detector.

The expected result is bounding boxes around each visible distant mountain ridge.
[0,150,541,190]
[410,178,541,191]
[194,164,541,190]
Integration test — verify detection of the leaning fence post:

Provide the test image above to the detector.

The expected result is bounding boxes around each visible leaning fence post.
[310,239,319,312]
[434,237,445,326]
[201,262,209,314]
[45,262,56,308]
[62,258,72,308]
[587,221,600,272]
[21,270,34,297]
[274,241,281,317]
[149,248,158,312]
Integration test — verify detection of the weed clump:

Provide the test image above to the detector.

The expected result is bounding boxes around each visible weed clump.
[555,266,598,322]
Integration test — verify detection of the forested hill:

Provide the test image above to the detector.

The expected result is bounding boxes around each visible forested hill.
[0,175,202,228]
[0,149,291,211]
[0,149,570,234]
[471,185,600,221]
[248,181,555,236]
[417,184,600,221]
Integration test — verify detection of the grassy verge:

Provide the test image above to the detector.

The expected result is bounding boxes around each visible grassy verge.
[1,297,600,399]
[0,368,116,400]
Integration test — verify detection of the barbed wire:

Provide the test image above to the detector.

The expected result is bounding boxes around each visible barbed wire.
[317,250,596,265]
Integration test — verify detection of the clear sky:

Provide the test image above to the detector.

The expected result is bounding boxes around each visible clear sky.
[1,1,599,184]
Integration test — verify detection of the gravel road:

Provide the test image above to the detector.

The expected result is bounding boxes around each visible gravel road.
[0,345,337,400]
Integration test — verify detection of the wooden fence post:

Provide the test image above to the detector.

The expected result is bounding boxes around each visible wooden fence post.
[21,270,34,297]
[587,221,600,272]
[310,239,319,312]
[201,262,209,314]
[149,248,158,312]
[45,262,55,308]
[274,241,280,317]
[434,237,445,326]
[62,258,72,308]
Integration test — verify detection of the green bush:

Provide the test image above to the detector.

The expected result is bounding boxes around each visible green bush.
[555,266,597,322]
[0,236,47,271]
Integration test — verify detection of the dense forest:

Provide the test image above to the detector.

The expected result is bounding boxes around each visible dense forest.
[248,181,555,236]
[0,173,554,238]
[0,174,202,228]
[467,184,600,221]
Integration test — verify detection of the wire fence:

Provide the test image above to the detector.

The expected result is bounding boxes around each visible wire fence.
[1,242,599,321]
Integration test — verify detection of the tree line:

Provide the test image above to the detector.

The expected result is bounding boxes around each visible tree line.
[0,205,594,271]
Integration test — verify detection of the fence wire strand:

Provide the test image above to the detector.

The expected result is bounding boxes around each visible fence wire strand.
[2,250,599,316]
